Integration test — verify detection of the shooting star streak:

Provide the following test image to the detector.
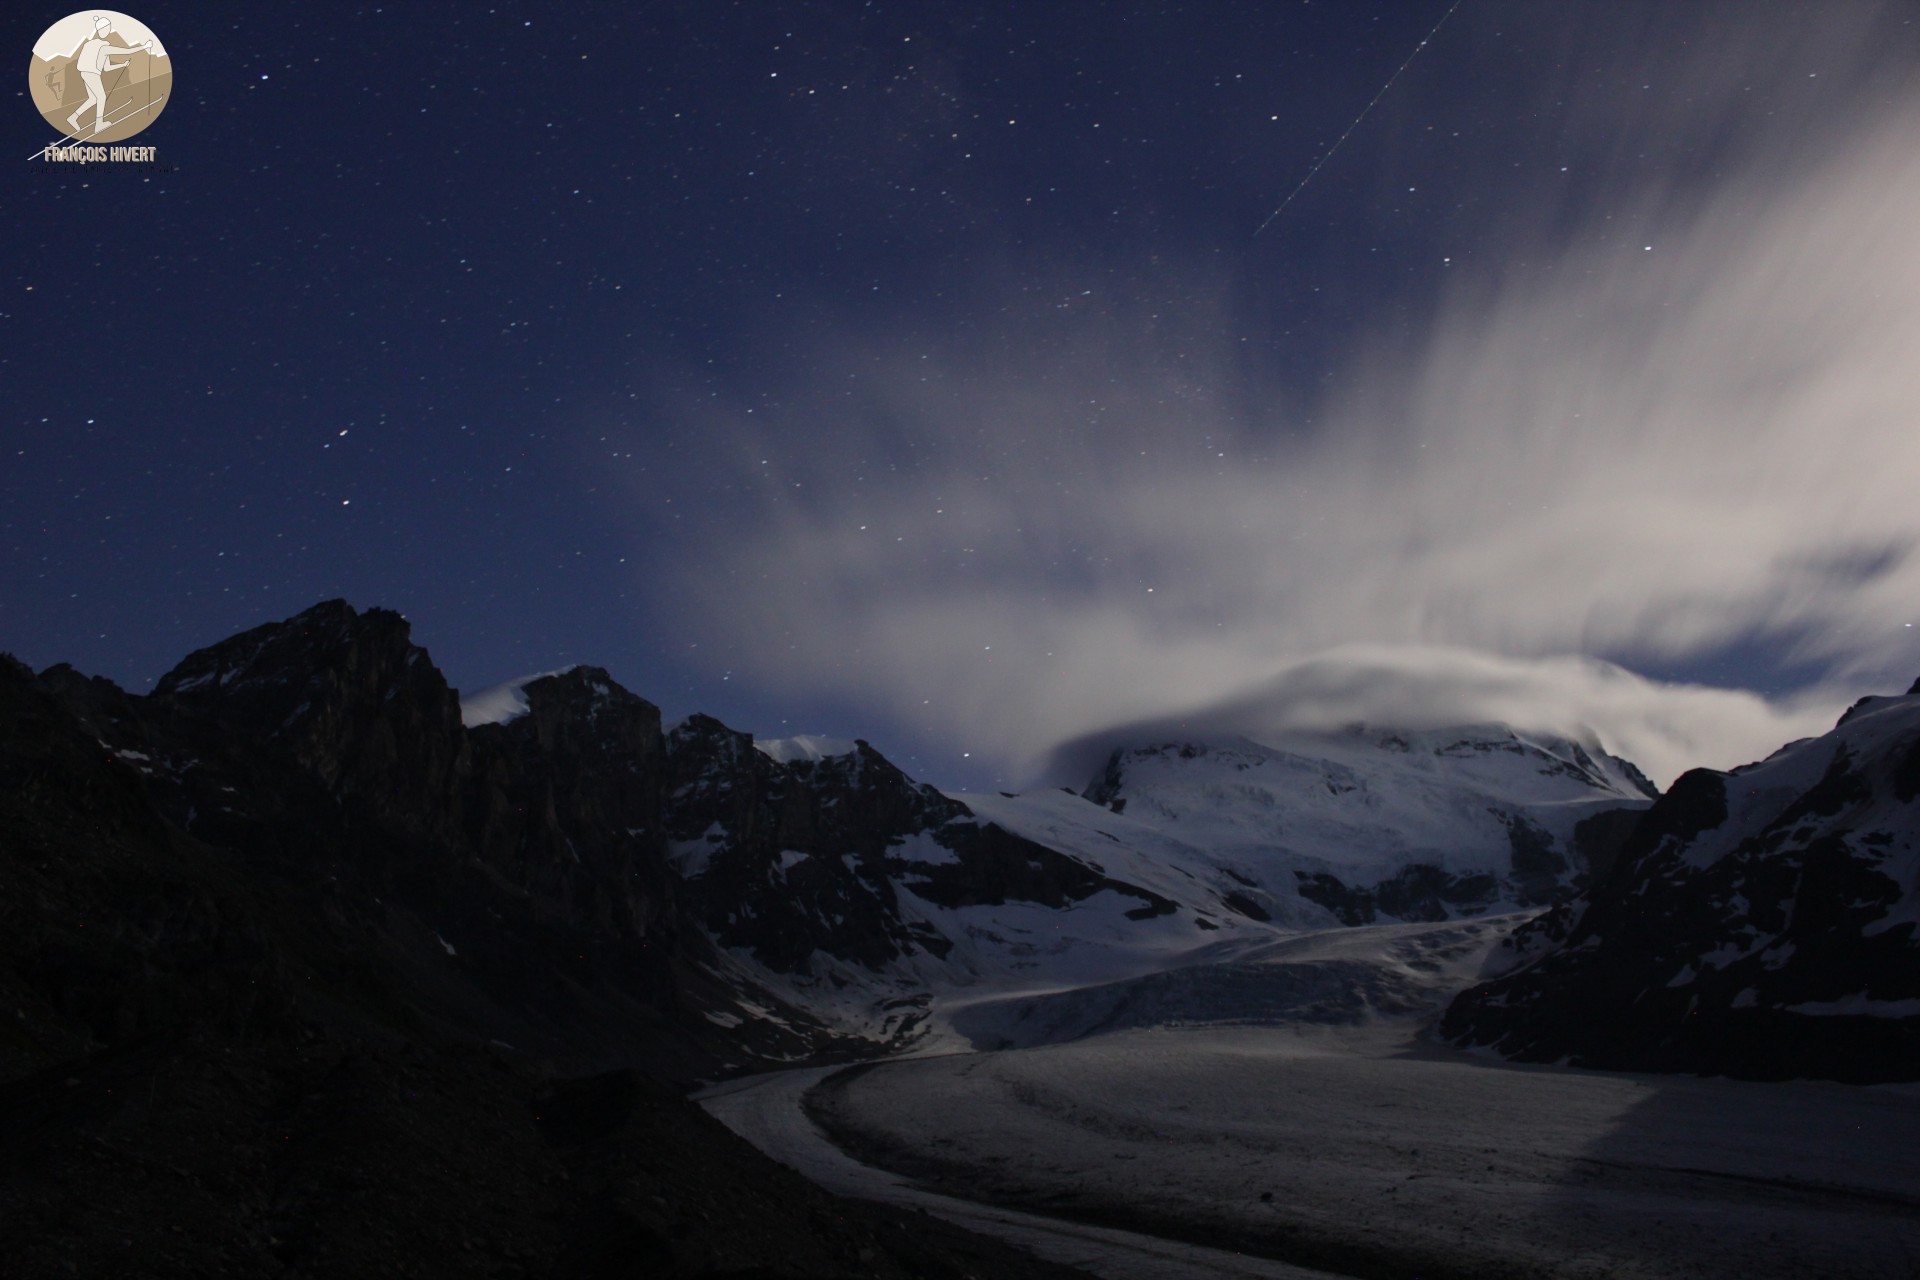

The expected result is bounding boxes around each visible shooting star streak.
[1255,0,1467,236]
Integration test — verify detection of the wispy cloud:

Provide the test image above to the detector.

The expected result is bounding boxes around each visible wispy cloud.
[623,23,1920,788]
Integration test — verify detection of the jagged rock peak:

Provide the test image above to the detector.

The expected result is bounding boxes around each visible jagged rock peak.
[505,666,663,736]
[149,601,463,799]
[155,599,440,705]
[666,711,758,764]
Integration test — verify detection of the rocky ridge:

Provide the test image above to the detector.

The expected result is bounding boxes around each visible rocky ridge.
[1443,679,1920,1082]
[19,600,1179,1074]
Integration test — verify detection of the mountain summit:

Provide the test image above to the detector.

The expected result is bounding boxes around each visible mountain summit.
[1066,723,1656,925]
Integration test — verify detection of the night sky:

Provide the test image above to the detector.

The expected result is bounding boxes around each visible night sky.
[8,1,1920,791]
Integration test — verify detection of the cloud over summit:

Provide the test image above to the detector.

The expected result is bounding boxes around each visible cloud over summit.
[624,17,1920,789]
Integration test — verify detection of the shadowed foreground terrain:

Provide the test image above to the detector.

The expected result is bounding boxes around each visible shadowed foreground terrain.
[4,1037,1084,1279]
[0,628,1090,1278]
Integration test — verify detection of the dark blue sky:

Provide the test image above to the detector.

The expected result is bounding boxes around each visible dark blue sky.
[8,2,1919,789]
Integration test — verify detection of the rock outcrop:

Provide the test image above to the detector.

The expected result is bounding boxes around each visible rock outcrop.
[1443,683,1920,1082]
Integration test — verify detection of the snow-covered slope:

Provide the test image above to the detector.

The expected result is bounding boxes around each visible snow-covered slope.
[458,666,581,726]
[656,716,1213,1051]
[977,724,1655,931]
[753,734,858,764]
[1444,679,1920,1081]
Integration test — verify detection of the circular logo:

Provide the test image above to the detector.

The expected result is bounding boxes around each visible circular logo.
[29,11,170,144]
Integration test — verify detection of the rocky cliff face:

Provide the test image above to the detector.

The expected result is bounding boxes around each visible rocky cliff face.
[15,599,1176,1068]
[1442,682,1920,1082]
[21,602,825,1077]
[666,715,1171,978]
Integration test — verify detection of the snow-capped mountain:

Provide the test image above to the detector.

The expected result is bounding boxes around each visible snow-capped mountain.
[1029,725,1657,926]
[1443,679,1920,1081]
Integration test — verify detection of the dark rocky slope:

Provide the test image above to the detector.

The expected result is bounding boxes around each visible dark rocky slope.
[662,712,1171,982]
[1443,680,1920,1082]
[1,604,1092,1279]
[26,602,782,1077]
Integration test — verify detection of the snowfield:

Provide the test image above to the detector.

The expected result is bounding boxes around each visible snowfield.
[707,918,1920,1279]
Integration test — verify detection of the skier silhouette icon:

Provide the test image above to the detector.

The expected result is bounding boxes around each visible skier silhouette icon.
[67,16,152,135]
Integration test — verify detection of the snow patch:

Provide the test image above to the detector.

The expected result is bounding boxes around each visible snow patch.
[459,666,581,727]
[755,734,858,763]
[669,822,727,877]
[887,830,961,866]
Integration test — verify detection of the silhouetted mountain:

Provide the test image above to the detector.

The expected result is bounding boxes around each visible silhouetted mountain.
[0,603,1091,1279]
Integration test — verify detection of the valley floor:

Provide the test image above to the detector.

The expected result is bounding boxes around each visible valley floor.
[806,1021,1920,1279]
[706,920,1920,1280]
[699,1063,1334,1280]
